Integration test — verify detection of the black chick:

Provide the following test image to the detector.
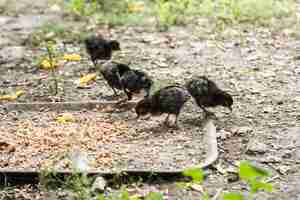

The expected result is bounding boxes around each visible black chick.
[120,69,153,101]
[100,62,131,96]
[135,85,190,126]
[185,76,233,115]
[84,35,121,68]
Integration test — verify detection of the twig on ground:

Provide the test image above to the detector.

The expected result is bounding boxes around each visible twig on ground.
[3,101,137,111]
[195,116,219,169]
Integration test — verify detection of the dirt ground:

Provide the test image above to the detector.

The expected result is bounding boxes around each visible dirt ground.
[0,0,300,199]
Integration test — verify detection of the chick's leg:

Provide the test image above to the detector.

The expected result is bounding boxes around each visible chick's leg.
[170,113,181,129]
[112,87,118,96]
[200,106,216,119]
[125,90,132,101]
[145,88,151,98]
[88,59,97,72]
[92,59,97,68]
[164,114,170,126]
[174,114,179,126]
[117,90,131,104]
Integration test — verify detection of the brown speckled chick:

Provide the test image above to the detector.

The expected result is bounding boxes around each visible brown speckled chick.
[84,35,120,68]
[135,85,190,126]
[120,69,153,101]
[185,76,233,116]
[100,62,131,96]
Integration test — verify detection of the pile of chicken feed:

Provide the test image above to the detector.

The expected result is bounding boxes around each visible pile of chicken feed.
[0,108,205,172]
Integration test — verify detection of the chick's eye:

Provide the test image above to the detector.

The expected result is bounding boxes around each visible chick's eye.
[137,107,147,115]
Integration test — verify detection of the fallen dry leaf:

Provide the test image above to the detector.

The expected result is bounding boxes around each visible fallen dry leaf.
[40,58,59,70]
[0,90,25,101]
[78,73,97,87]
[63,53,81,62]
[56,113,76,123]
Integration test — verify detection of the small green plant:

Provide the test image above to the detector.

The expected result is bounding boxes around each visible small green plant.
[179,162,273,200]
[41,41,60,95]
[40,167,65,189]
[154,0,196,30]
[40,167,93,200]
[240,161,273,196]
[182,167,205,183]
[67,0,98,17]
[37,40,82,96]
[223,193,244,200]
[223,161,273,200]
[65,173,92,200]
[180,167,211,200]
[154,0,176,30]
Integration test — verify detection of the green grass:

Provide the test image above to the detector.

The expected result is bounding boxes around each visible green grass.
[52,0,296,30]
[95,12,149,27]
[197,0,296,25]
[154,0,199,30]
[66,0,98,17]
[48,0,296,30]
[62,0,151,26]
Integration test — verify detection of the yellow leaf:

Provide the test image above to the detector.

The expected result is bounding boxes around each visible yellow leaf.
[56,113,76,123]
[0,94,17,101]
[63,54,81,62]
[0,90,25,101]
[128,2,144,13]
[79,73,97,86]
[16,90,25,97]
[40,58,59,70]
